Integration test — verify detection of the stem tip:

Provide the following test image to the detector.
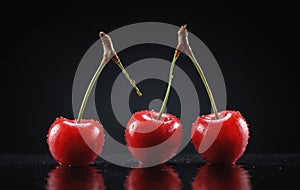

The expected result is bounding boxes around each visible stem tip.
[99,31,105,38]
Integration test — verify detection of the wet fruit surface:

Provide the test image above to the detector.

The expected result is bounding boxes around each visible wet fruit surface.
[191,110,249,164]
[47,117,105,166]
[125,110,182,165]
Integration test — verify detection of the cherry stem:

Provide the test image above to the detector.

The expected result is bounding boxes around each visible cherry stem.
[157,51,180,120]
[115,60,142,97]
[176,24,219,119]
[189,56,219,119]
[77,61,106,124]
[76,58,142,123]
[77,32,142,124]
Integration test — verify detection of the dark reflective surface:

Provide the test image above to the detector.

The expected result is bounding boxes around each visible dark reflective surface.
[124,164,182,190]
[0,154,299,189]
[192,164,251,190]
[45,166,105,190]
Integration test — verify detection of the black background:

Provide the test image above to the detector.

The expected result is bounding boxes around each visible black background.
[0,0,298,155]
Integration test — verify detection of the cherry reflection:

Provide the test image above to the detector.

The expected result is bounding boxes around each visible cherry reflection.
[45,166,105,190]
[192,164,251,190]
[124,164,182,190]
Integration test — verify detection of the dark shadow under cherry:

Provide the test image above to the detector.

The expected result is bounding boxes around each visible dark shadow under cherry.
[124,164,182,190]
[45,165,105,190]
[192,164,251,190]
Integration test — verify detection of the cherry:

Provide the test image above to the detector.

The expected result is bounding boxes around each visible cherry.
[47,117,104,166]
[191,164,251,190]
[125,110,182,165]
[191,111,249,164]
[124,165,182,190]
[125,40,183,165]
[45,165,105,190]
[47,32,142,166]
[175,25,250,164]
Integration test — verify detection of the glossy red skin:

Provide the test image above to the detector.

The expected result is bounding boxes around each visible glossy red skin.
[191,110,249,164]
[191,164,251,190]
[47,117,105,166]
[124,165,182,190]
[125,110,183,164]
[46,165,105,190]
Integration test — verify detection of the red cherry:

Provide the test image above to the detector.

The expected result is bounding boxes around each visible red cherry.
[191,164,251,190]
[191,110,249,164]
[125,47,182,165]
[174,26,250,164]
[125,110,182,164]
[45,165,105,190]
[46,32,142,167]
[124,165,182,190]
[47,117,105,166]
